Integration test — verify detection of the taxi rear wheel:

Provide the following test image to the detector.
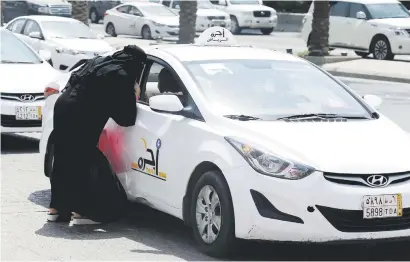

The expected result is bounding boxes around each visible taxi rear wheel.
[190,170,237,257]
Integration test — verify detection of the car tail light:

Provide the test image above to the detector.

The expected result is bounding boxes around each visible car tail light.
[44,86,59,98]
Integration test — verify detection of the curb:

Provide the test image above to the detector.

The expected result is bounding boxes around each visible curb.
[326,71,410,84]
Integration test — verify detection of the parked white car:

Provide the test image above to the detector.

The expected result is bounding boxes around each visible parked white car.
[40,27,410,257]
[301,0,410,60]
[104,2,179,39]
[152,0,231,32]
[210,0,277,35]
[0,28,62,133]
[4,15,114,71]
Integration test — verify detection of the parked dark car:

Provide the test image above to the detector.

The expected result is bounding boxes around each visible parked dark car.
[88,0,121,24]
[1,0,72,24]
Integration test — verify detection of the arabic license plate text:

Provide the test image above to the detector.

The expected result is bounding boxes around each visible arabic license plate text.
[362,194,402,219]
[15,106,42,120]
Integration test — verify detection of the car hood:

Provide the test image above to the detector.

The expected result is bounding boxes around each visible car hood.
[50,38,113,53]
[229,4,274,12]
[197,8,229,17]
[224,116,410,174]
[0,63,62,93]
[370,18,410,28]
[149,16,180,26]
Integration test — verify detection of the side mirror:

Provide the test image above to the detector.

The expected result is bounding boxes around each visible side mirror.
[29,31,42,39]
[356,11,366,20]
[363,94,382,110]
[149,94,183,113]
[38,49,52,61]
[218,0,226,5]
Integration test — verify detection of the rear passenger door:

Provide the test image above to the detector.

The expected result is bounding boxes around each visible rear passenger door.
[329,1,349,48]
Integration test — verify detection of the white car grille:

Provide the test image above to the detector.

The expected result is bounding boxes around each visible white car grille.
[49,5,71,15]
[0,92,45,102]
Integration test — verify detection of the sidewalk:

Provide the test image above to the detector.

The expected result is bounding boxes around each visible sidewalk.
[322,59,410,84]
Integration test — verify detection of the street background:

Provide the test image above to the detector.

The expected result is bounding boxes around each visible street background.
[2,74,410,260]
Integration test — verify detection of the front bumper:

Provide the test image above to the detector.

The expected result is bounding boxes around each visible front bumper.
[238,15,277,29]
[390,35,410,55]
[1,98,45,133]
[225,165,410,242]
[196,18,231,32]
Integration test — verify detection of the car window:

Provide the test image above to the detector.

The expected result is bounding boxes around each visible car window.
[7,19,26,33]
[348,3,367,18]
[366,3,410,19]
[329,1,349,17]
[172,0,180,9]
[116,5,129,13]
[183,59,372,120]
[128,6,143,16]
[0,29,42,64]
[23,20,42,36]
[142,62,187,106]
[162,0,171,7]
[139,5,177,16]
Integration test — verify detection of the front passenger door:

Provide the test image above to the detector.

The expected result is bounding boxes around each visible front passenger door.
[346,3,372,50]
[329,1,349,48]
[127,6,144,36]
[21,19,44,52]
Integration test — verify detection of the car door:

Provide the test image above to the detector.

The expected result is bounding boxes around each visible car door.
[127,5,145,36]
[328,1,349,48]
[111,5,133,35]
[345,2,373,51]
[6,18,27,36]
[21,19,45,52]
[125,58,204,212]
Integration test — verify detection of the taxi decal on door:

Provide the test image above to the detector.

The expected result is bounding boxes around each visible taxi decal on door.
[131,138,167,181]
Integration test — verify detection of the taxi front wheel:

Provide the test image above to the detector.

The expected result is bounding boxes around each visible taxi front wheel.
[190,170,237,257]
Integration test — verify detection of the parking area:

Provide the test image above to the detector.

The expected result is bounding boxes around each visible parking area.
[2,77,410,261]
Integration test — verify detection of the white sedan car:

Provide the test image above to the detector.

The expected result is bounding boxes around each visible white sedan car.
[4,15,114,72]
[40,28,410,257]
[1,29,62,133]
[104,2,179,39]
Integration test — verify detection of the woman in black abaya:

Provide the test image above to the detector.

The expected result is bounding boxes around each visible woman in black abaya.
[47,46,146,225]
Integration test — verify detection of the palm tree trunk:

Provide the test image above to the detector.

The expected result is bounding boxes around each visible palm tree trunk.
[69,1,89,26]
[178,0,197,44]
[308,0,329,56]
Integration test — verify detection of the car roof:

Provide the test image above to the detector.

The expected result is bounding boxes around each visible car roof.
[334,0,400,4]
[12,15,79,22]
[120,1,165,7]
[148,45,305,63]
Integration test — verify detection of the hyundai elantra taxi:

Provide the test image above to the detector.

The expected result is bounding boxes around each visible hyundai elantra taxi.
[39,27,410,257]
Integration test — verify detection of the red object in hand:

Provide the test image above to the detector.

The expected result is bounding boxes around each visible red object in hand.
[98,128,125,174]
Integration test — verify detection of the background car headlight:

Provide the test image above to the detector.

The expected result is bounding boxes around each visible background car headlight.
[389,28,409,36]
[225,137,315,180]
[38,6,50,14]
[152,21,165,26]
[55,47,82,55]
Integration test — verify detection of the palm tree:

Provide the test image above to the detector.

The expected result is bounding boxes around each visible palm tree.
[178,0,198,44]
[308,0,329,56]
[69,1,89,26]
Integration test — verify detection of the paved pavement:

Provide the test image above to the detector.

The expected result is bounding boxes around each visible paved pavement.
[1,77,410,260]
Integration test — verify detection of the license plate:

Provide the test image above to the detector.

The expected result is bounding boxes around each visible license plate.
[362,194,403,219]
[212,21,224,26]
[15,106,42,120]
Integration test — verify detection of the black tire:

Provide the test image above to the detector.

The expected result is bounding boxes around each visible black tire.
[44,139,55,178]
[141,25,152,40]
[355,51,369,58]
[370,36,394,60]
[190,170,237,258]
[106,22,117,37]
[230,16,241,35]
[90,8,100,24]
[260,28,273,35]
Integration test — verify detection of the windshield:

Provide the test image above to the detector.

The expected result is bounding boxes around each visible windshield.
[367,3,410,19]
[229,0,260,5]
[183,59,372,120]
[41,21,98,39]
[139,5,177,16]
[0,30,42,64]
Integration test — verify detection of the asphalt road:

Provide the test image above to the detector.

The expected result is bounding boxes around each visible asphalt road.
[2,77,410,261]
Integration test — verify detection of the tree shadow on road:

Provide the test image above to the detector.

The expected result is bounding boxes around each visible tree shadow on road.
[1,134,39,155]
[29,189,410,261]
